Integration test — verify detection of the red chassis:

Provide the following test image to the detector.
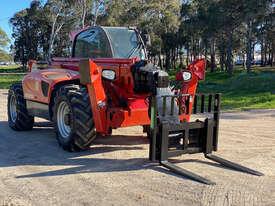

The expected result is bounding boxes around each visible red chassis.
[23,57,206,135]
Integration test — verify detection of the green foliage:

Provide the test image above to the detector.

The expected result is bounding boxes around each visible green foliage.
[0,74,24,89]
[0,65,25,73]
[0,27,10,48]
[0,51,12,62]
[0,27,11,62]
[102,0,181,60]
[179,0,273,73]
[10,1,48,65]
[197,67,275,110]
[10,0,91,64]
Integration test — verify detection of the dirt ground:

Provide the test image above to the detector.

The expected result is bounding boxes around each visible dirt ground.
[0,89,274,206]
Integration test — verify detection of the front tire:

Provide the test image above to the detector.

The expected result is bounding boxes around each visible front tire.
[53,85,96,152]
[8,83,34,131]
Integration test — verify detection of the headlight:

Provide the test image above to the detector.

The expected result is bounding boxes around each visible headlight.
[182,71,192,81]
[102,70,116,80]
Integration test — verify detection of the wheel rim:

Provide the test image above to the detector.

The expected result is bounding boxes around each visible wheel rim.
[9,94,17,123]
[57,101,71,139]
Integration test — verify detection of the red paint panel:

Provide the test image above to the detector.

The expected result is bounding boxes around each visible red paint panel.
[23,56,205,134]
[84,60,108,133]
[22,69,79,103]
[176,59,206,121]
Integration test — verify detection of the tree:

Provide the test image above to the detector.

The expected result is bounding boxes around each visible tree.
[10,1,47,65]
[243,0,272,72]
[0,27,10,49]
[72,0,94,28]
[102,0,181,69]
[44,0,77,59]
[78,0,91,28]
[9,0,274,72]
[0,27,11,62]
[195,0,221,72]
[213,0,245,75]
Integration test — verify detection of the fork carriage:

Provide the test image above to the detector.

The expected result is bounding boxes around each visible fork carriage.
[148,93,263,185]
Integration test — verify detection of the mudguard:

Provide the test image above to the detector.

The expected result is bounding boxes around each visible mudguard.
[22,69,80,104]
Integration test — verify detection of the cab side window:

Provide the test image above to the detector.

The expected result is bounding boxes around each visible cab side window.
[74,29,112,58]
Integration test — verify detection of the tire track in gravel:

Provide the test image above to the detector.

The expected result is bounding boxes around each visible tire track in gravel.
[200,161,273,203]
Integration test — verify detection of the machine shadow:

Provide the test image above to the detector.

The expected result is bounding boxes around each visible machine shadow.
[0,121,234,180]
[0,121,151,178]
[16,157,153,179]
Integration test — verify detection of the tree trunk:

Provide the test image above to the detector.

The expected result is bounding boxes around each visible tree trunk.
[246,20,253,73]
[226,31,233,75]
[179,47,183,68]
[268,43,272,66]
[48,12,59,61]
[93,1,102,26]
[165,50,171,70]
[252,44,255,61]
[172,48,176,69]
[219,42,225,71]
[203,39,208,63]
[158,49,163,70]
[48,28,55,61]
[220,54,225,71]
[81,0,87,28]
[210,38,216,72]
[261,41,264,66]
[242,53,246,69]
[271,47,274,66]
[272,52,274,67]
[272,40,275,66]
[264,42,267,66]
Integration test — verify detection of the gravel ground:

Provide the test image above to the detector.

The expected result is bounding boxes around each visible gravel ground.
[0,89,274,206]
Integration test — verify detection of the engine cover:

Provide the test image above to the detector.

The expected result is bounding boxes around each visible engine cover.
[132,61,169,94]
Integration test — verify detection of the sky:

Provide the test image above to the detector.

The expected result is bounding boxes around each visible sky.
[0,0,33,43]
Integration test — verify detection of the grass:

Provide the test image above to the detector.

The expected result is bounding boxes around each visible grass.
[0,74,24,89]
[0,65,26,73]
[197,67,275,111]
[0,66,274,111]
[0,65,26,89]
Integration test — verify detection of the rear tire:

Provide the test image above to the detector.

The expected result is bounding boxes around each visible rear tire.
[8,83,34,131]
[53,85,96,152]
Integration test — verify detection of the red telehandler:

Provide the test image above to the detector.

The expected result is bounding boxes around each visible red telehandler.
[7,26,263,184]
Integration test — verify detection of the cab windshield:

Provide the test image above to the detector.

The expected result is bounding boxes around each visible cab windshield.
[103,27,146,59]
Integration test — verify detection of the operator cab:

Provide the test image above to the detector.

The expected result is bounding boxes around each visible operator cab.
[72,26,147,60]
